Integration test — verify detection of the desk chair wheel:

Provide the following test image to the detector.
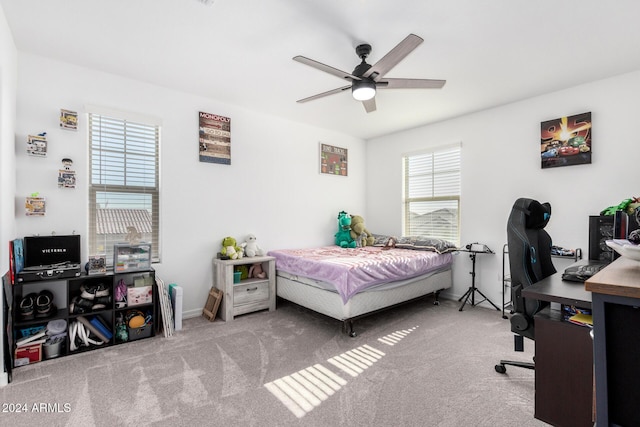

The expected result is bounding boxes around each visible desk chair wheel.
[495,364,507,374]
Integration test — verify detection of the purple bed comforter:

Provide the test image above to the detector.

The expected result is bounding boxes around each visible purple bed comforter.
[267,246,453,303]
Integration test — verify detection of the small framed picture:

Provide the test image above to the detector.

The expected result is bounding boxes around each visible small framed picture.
[320,143,348,176]
[88,255,107,275]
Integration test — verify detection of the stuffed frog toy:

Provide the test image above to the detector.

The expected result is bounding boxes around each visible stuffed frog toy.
[221,236,243,259]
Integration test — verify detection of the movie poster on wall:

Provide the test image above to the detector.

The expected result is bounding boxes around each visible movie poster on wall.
[540,112,592,169]
[199,111,231,164]
[320,143,348,176]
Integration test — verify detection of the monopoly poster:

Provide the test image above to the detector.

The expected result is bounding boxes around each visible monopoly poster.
[198,111,231,165]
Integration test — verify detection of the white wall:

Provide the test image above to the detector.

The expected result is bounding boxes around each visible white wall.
[14,53,366,317]
[366,70,640,309]
[0,4,17,387]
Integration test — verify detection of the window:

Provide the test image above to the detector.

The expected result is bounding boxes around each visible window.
[88,111,160,264]
[403,143,461,245]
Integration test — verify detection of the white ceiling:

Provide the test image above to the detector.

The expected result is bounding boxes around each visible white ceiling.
[3,0,640,140]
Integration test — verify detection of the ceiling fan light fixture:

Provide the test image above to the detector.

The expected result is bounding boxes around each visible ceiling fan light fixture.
[352,80,376,101]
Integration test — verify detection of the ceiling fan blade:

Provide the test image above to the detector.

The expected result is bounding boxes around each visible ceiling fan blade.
[293,56,361,81]
[364,34,424,81]
[296,85,351,103]
[363,97,376,113]
[378,78,446,89]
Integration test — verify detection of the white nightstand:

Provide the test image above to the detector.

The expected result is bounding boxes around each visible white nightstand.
[212,255,276,321]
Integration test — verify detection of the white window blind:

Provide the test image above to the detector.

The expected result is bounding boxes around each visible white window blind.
[88,113,160,264]
[403,144,461,245]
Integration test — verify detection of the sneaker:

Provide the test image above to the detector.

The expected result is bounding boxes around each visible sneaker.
[80,283,110,300]
[19,293,37,320]
[35,290,58,318]
[69,296,93,314]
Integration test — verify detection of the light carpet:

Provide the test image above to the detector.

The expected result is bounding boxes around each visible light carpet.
[1,297,547,426]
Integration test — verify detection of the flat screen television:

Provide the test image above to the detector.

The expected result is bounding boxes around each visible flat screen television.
[23,235,81,268]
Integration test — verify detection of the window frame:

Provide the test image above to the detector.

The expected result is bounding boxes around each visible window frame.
[402,143,461,246]
[87,108,161,265]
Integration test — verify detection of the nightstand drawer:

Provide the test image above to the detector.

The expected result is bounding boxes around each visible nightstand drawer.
[233,281,269,306]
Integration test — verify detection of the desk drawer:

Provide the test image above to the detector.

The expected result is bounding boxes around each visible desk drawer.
[234,280,269,306]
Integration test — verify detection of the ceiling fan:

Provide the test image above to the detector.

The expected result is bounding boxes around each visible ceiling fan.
[293,34,446,113]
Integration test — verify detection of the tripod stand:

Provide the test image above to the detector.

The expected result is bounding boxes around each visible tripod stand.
[458,248,500,312]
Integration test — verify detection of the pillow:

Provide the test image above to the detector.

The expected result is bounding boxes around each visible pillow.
[394,236,458,254]
[371,234,397,247]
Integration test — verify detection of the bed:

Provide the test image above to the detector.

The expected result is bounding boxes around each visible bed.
[267,239,455,336]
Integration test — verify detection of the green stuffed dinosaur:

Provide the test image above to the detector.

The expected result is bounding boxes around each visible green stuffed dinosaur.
[334,211,356,248]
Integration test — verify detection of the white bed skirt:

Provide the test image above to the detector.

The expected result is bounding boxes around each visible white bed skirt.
[276,268,452,321]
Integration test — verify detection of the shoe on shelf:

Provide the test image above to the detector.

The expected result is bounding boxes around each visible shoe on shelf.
[35,290,58,318]
[91,295,112,311]
[70,296,94,314]
[80,283,110,300]
[19,293,37,320]
[93,295,112,306]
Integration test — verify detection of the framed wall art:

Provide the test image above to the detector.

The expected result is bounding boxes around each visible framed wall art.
[198,111,231,165]
[541,111,592,169]
[320,143,348,176]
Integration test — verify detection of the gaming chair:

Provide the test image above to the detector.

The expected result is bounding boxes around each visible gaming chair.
[495,198,556,373]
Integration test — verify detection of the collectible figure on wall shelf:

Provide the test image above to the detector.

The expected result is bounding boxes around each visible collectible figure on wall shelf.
[58,158,76,189]
[60,109,78,130]
[25,193,46,216]
[27,133,47,157]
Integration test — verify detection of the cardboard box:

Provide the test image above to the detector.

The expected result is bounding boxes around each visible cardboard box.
[127,286,152,306]
[15,343,42,364]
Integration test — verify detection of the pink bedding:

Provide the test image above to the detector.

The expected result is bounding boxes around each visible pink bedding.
[267,246,453,303]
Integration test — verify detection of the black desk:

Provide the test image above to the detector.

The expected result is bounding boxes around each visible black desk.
[521,270,594,427]
[522,268,592,309]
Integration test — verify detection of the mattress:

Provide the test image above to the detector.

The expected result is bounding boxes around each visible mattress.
[268,246,453,303]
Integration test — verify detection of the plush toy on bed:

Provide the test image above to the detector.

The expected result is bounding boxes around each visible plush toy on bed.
[349,214,375,247]
[242,233,265,257]
[335,211,357,248]
[221,236,243,259]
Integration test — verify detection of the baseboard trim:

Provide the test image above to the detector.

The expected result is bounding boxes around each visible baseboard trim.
[183,308,202,319]
[0,372,8,387]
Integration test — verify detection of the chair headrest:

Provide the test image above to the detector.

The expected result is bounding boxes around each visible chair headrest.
[512,198,551,230]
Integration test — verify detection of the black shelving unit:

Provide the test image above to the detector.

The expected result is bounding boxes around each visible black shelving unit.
[4,268,157,381]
